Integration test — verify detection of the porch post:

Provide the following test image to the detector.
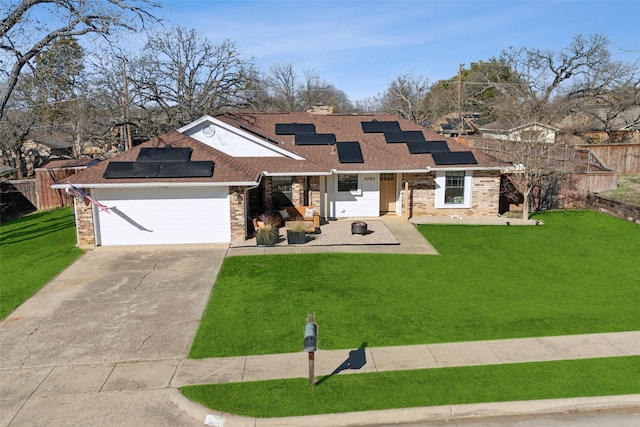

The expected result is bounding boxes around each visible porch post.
[324,176,329,221]
[403,181,410,220]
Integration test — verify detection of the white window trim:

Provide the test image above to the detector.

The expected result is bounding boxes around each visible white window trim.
[336,173,361,196]
[435,170,472,208]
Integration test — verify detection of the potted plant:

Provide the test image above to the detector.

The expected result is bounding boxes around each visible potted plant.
[255,223,278,246]
[287,220,307,245]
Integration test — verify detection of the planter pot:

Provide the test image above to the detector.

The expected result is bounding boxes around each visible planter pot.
[287,230,306,244]
[256,231,278,246]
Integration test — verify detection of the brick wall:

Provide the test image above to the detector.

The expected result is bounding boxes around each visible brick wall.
[292,177,305,206]
[402,171,500,218]
[229,186,247,244]
[586,194,640,224]
[308,176,321,208]
[74,198,95,247]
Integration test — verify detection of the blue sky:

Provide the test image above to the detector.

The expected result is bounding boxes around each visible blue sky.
[155,0,639,101]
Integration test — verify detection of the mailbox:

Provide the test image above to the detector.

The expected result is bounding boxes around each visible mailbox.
[303,322,317,352]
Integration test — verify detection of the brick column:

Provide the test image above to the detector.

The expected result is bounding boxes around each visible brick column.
[74,199,95,247]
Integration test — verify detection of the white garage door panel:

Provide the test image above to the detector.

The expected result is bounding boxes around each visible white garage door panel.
[94,187,230,245]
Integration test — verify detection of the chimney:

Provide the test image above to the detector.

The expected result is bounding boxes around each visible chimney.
[306,104,334,115]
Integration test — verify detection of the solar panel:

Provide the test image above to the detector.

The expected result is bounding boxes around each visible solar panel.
[104,161,214,178]
[361,121,401,133]
[295,133,337,145]
[383,130,426,143]
[157,161,214,177]
[336,142,364,163]
[275,123,315,135]
[431,151,478,165]
[137,147,192,161]
[407,140,451,154]
[104,162,159,178]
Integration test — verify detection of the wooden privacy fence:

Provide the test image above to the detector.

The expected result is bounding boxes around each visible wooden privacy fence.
[573,143,640,174]
[35,167,76,210]
[0,180,37,222]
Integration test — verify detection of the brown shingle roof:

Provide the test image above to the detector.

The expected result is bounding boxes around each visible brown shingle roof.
[39,158,95,169]
[64,131,262,186]
[65,113,507,187]
[217,112,506,172]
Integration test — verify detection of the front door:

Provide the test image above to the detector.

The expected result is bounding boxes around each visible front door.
[379,173,396,213]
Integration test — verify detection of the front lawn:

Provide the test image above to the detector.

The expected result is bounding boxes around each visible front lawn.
[190,210,640,358]
[0,208,83,320]
[181,356,640,418]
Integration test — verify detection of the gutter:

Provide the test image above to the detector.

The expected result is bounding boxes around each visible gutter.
[51,181,259,189]
[327,166,504,174]
[261,171,332,177]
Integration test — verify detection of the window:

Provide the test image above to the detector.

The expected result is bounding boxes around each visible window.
[338,174,358,192]
[271,176,293,209]
[445,172,465,204]
[435,171,472,208]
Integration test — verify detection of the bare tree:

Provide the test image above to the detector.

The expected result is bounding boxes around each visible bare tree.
[0,0,160,119]
[263,62,299,112]
[377,71,430,124]
[251,63,352,113]
[564,58,640,141]
[497,34,612,123]
[0,108,35,178]
[298,68,352,112]
[127,26,256,133]
[353,96,382,113]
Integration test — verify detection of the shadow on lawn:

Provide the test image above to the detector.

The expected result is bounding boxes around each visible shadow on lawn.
[315,342,368,386]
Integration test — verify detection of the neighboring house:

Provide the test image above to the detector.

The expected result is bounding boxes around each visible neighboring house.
[479,120,559,144]
[557,106,640,144]
[54,113,508,247]
[19,139,75,176]
[431,112,481,137]
[0,164,17,179]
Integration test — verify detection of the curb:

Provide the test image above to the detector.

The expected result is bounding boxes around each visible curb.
[175,393,640,426]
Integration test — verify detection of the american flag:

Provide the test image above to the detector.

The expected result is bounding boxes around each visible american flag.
[71,184,110,214]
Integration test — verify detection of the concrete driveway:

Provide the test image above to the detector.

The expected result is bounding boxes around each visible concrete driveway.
[0,245,227,426]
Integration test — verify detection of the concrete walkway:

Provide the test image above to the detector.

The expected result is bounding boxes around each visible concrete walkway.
[229,215,439,256]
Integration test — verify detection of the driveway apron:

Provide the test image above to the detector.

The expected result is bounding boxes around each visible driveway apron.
[0,245,227,426]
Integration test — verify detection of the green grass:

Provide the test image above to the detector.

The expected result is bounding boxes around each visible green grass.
[0,208,83,319]
[190,210,639,358]
[181,356,640,418]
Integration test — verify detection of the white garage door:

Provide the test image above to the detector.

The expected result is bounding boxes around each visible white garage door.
[93,187,230,246]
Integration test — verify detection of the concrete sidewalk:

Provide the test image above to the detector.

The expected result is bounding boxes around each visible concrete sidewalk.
[173,331,640,387]
[3,332,638,426]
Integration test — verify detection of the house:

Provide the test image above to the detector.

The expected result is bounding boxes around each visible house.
[479,120,560,144]
[54,113,508,247]
[556,106,640,144]
[0,164,17,179]
[431,112,481,137]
